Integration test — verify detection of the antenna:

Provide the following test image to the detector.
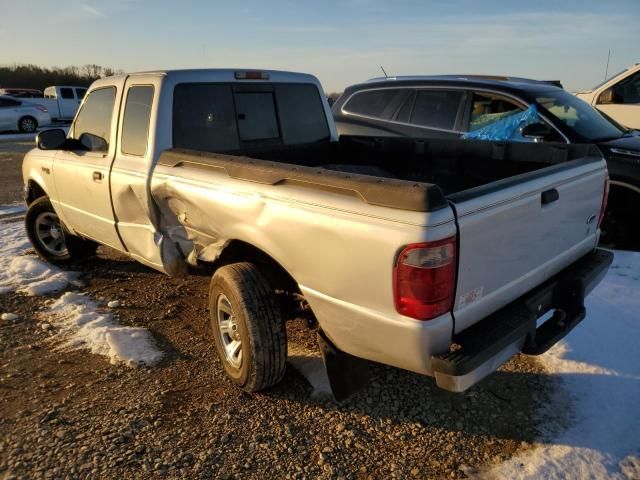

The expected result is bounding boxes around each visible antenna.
[380,65,388,78]
[604,49,611,81]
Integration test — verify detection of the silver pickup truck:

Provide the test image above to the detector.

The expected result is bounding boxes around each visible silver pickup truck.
[22,69,613,398]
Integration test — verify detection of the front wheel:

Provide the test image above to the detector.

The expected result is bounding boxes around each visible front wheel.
[209,262,287,392]
[25,196,98,264]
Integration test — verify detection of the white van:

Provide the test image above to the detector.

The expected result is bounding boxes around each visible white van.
[576,64,640,129]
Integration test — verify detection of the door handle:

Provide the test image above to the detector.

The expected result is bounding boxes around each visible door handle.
[92,171,103,182]
[541,188,559,205]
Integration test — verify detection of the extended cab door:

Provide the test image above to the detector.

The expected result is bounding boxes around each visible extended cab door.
[52,79,126,251]
[109,77,170,273]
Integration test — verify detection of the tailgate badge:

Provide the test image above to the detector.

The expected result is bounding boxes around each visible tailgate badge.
[585,214,596,225]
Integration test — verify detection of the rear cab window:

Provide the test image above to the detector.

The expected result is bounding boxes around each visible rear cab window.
[173,83,330,152]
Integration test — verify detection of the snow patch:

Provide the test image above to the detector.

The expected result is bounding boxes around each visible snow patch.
[47,292,163,367]
[1,206,163,367]
[485,250,640,479]
[0,219,77,295]
[0,204,26,216]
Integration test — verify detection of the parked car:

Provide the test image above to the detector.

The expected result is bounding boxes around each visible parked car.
[332,75,640,250]
[0,88,44,98]
[22,69,611,399]
[0,95,51,133]
[576,64,640,129]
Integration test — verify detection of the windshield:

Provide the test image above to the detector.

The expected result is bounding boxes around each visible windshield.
[535,89,626,141]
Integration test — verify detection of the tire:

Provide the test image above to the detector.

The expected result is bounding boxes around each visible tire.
[209,262,287,392]
[18,116,37,133]
[25,196,98,264]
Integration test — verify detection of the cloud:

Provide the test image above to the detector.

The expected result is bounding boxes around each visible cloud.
[80,4,105,17]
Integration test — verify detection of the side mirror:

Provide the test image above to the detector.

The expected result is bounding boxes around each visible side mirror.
[36,129,67,150]
[521,122,552,141]
[597,87,617,105]
[79,132,108,152]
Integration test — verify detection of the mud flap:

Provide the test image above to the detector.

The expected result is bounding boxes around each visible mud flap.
[317,330,370,402]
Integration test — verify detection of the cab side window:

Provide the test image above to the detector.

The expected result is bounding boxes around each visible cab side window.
[71,87,116,152]
[121,86,154,156]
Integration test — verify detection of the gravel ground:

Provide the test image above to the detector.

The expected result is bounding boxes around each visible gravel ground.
[0,139,562,479]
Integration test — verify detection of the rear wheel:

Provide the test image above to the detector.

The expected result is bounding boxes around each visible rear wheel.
[209,262,287,392]
[18,116,37,133]
[25,196,98,264]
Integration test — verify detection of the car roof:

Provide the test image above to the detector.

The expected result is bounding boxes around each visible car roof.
[346,75,563,96]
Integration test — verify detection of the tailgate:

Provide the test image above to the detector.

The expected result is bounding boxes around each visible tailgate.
[449,156,607,333]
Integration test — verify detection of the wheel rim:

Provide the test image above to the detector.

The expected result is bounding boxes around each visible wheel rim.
[216,293,243,369]
[21,118,36,133]
[34,212,68,256]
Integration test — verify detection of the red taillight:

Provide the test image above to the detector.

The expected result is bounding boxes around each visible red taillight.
[234,71,270,80]
[597,176,610,229]
[36,105,48,113]
[393,237,457,321]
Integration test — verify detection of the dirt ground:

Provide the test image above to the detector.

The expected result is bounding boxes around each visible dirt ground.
[0,139,562,479]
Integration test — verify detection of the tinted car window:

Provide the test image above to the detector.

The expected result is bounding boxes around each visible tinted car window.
[395,91,416,123]
[0,97,20,107]
[274,84,329,144]
[173,84,240,152]
[410,91,463,130]
[343,89,402,118]
[121,86,154,156]
[469,92,524,131]
[71,87,116,152]
[60,88,75,99]
[75,88,87,100]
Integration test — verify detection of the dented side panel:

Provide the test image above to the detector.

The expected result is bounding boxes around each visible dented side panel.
[149,161,457,373]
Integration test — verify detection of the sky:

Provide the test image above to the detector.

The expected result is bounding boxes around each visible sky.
[0,0,638,93]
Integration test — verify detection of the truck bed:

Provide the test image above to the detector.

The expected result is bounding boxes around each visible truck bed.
[158,136,603,209]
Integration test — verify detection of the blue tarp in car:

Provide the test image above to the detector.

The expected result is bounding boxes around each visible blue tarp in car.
[463,104,540,142]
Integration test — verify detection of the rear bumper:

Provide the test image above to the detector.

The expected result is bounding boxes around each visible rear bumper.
[431,248,613,392]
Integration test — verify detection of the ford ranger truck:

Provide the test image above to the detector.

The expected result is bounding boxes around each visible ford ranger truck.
[22,69,613,398]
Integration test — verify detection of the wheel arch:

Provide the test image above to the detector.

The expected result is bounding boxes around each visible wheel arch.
[25,179,48,205]
[216,239,302,295]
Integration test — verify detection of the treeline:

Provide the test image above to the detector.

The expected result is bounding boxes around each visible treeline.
[0,64,124,91]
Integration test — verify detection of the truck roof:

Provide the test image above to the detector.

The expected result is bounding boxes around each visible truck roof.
[103,68,322,86]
